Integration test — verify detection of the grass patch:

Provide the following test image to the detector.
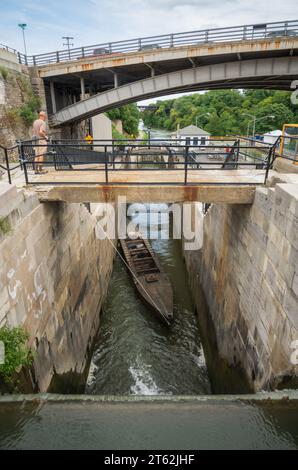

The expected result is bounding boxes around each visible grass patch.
[0,66,8,80]
[0,217,11,235]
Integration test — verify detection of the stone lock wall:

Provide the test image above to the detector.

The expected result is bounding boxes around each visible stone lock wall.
[184,183,298,391]
[0,55,33,148]
[0,183,115,392]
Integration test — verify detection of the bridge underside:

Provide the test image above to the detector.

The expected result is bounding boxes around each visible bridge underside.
[50,57,298,126]
[31,168,262,204]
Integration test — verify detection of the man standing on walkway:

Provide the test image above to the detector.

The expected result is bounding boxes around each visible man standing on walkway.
[33,111,48,174]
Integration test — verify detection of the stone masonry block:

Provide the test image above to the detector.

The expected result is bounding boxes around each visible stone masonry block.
[292,272,298,298]
[0,183,23,218]
[253,187,274,220]
[286,214,298,251]
[283,288,298,330]
[276,184,298,217]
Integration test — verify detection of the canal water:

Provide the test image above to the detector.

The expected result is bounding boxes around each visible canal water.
[86,205,211,395]
[85,127,249,396]
[1,127,298,449]
[1,397,298,449]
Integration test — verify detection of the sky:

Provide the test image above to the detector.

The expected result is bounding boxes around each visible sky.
[1,0,297,104]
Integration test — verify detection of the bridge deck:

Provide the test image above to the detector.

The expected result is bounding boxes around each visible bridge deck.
[30,168,265,204]
[34,168,264,185]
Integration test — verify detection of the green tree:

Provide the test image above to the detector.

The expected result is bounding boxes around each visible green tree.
[107,103,140,136]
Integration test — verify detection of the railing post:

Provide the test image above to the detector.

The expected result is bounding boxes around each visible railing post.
[56,51,60,62]
[104,145,108,183]
[109,43,112,53]
[170,34,174,47]
[112,140,115,170]
[184,145,189,185]
[4,148,11,184]
[20,143,29,185]
[81,47,85,58]
[265,147,273,183]
[33,55,36,66]
[17,52,21,64]
[236,138,240,163]
[16,140,23,170]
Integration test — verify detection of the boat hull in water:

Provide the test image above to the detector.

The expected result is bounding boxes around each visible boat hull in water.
[119,237,174,327]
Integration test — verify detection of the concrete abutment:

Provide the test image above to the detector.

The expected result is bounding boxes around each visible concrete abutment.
[0,182,116,392]
[183,180,298,391]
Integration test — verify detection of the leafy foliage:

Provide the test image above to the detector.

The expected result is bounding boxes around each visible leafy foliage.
[0,326,34,384]
[142,90,298,136]
[19,95,41,126]
[107,103,140,136]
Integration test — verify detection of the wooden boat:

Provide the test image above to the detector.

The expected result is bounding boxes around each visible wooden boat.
[119,236,174,327]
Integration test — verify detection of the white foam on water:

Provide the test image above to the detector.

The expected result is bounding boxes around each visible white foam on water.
[190,346,207,368]
[86,360,98,388]
[129,360,162,395]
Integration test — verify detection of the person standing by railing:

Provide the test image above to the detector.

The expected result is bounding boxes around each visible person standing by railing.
[32,111,48,174]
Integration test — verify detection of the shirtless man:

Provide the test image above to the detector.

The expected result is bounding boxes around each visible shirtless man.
[33,111,48,174]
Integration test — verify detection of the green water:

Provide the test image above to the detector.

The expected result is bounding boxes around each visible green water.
[86,207,211,395]
[0,398,297,449]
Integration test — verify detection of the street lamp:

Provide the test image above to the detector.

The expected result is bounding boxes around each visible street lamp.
[243,113,275,140]
[18,23,28,56]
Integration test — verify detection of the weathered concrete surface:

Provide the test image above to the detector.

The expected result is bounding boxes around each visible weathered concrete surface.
[0,182,115,392]
[274,158,298,174]
[184,178,298,391]
[35,183,256,204]
[51,56,298,125]
[91,113,112,142]
[38,37,298,78]
[0,49,22,73]
[0,65,32,148]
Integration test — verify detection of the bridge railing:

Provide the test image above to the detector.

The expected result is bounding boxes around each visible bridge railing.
[0,138,277,186]
[9,19,297,66]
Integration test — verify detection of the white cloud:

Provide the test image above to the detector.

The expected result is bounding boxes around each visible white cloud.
[1,0,297,54]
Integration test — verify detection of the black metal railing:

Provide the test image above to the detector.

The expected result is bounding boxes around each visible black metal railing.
[3,19,297,66]
[0,137,278,187]
[277,135,298,163]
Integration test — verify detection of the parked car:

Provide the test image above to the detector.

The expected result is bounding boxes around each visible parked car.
[266,30,298,38]
[138,44,161,51]
[77,47,120,60]
[93,47,110,55]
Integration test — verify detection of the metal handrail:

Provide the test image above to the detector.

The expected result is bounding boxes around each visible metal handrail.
[4,19,297,66]
[0,43,17,54]
[2,138,273,187]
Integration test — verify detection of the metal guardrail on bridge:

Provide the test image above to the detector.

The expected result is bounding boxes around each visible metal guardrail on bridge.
[0,137,281,187]
[2,19,297,66]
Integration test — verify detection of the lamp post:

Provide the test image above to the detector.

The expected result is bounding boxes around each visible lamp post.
[243,113,275,140]
[18,23,28,57]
